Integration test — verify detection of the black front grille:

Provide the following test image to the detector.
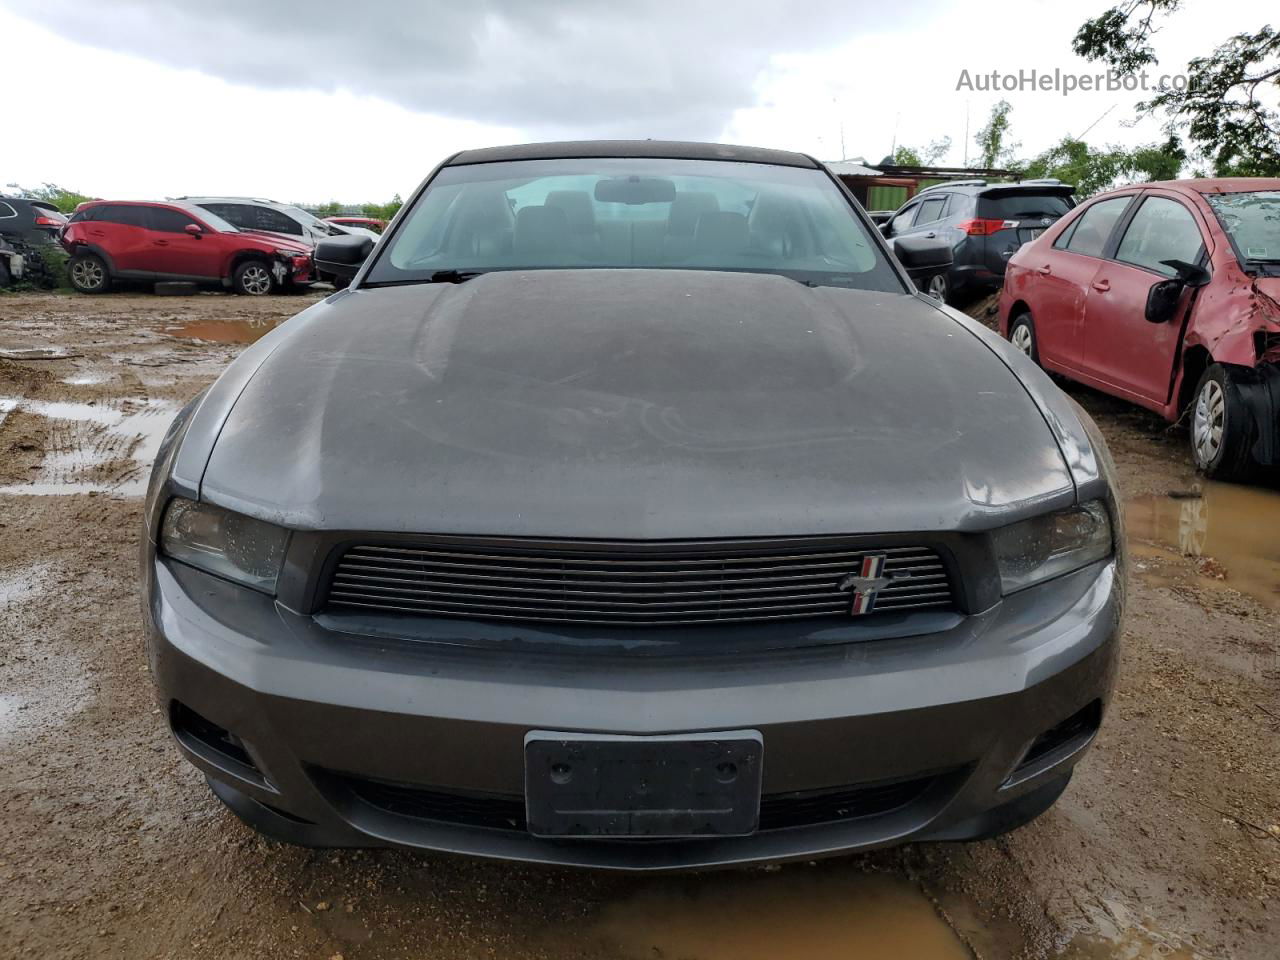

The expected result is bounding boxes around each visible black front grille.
[340,771,940,834]
[323,538,955,627]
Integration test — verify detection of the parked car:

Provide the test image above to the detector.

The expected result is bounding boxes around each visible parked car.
[882,179,1076,302]
[61,200,314,295]
[179,197,358,246]
[143,140,1122,870]
[1000,177,1280,480]
[325,215,386,233]
[0,196,68,245]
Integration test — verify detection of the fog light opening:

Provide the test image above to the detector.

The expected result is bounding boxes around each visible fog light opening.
[1009,699,1103,784]
[170,701,269,787]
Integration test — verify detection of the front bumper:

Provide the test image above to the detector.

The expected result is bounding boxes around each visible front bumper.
[144,555,1121,870]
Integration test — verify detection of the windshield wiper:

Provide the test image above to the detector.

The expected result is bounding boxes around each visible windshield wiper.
[426,269,486,284]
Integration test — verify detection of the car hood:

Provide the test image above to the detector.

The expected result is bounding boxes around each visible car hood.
[199,269,1075,538]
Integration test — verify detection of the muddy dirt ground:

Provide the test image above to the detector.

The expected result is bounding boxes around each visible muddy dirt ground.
[1,289,1277,960]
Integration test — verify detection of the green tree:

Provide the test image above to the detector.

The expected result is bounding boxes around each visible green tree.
[315,200,343,217]
[1023,135,1186,196]
[361,194,403,221]
[892,137,952,167]
[975,101,1019,169]
[1073,4,1280,175]
[5,182,95,213]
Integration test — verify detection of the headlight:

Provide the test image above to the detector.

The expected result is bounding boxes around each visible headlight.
[275,248,306,259]
[160,498,289,594]
[992,501,1113,594]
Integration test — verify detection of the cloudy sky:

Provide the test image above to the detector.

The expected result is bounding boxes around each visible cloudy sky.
[1,0,1269,204]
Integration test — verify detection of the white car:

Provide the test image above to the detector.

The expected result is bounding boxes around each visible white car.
[177,197,366,246]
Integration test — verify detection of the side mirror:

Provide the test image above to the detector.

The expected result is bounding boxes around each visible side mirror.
[185,223,203,237]
[892,236,954,278]
[878,222,892,238]
[315,234,374,282]
[1145,278,1185,324]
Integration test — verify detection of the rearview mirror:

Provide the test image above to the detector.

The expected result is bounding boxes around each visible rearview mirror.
[594,177,677,205]
[315,234,374,282]
[1145,278,1186,324]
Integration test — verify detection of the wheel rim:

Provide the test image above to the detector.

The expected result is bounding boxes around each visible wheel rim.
[1193,379,1225,465]
[927,274,947,300]
[72,258,103,290]
[1011,322,1033,356]
[241,265,272,295]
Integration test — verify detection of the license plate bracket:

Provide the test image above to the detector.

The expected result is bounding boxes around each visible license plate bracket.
[524,730,763,838]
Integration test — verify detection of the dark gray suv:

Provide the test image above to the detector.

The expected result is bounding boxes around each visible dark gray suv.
[882,179,1076,302]
[142,141,1122,870]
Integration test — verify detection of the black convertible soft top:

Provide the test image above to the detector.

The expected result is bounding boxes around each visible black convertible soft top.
[447,140,819,168]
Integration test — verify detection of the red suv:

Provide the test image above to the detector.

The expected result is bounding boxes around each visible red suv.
[1000,178,1280,480]
[61,200,315,295]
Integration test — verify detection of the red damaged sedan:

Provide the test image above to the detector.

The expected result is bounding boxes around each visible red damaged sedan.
[1000,178,1280,480]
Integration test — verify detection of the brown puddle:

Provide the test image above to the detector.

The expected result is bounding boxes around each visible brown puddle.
[587,871,972,960]
[163,318,282,343]
[1125,483,1280,610]
[0,396,177,496]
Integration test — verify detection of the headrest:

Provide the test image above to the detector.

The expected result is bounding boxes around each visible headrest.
[545,190,596,234]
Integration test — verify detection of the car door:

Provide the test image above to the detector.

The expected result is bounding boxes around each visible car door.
[1078,192,1210,406]
[145,206,221,278]
[89,204,155,273]
[1025,194,1135,374]
[905,195,948,239]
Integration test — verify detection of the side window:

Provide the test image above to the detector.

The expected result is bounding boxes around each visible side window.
[252,207,304,236]
[97,205,149,227]
[1114,196,1204,277]
[914,197,946,224]
[890,204,919,234]
[148,207,201,233]
[1062,196,1132,258]
[0,202,17,219]
[208,204,253,230]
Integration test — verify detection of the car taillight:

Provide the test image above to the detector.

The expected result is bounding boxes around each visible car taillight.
[34,216,63,227]
[958,218,1017,236]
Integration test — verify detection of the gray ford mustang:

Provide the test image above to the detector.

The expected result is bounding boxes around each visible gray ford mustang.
[142,141,1124,870]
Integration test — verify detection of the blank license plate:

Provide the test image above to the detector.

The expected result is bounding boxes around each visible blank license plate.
[524,730,763,838]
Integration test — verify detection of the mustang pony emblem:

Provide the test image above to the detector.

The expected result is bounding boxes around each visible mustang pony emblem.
[837,554,907,615]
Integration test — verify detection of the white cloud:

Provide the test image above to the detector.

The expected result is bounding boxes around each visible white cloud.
[1,0,1272,203]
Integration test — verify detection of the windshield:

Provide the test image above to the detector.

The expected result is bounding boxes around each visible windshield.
[1204,190,1280,264]
[365,157,901,291]
[978,192,1073,219]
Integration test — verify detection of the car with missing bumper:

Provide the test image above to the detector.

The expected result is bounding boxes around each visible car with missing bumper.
[61,200,315,295]
[142,141,1124,870]
[999,178,1280,480]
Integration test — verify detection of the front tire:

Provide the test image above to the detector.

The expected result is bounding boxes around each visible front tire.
[1191,364,1254,481]
[1009,312,1038,364]
[69,252,111,294]
[232,260,275,296]
[924,272,949,303]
